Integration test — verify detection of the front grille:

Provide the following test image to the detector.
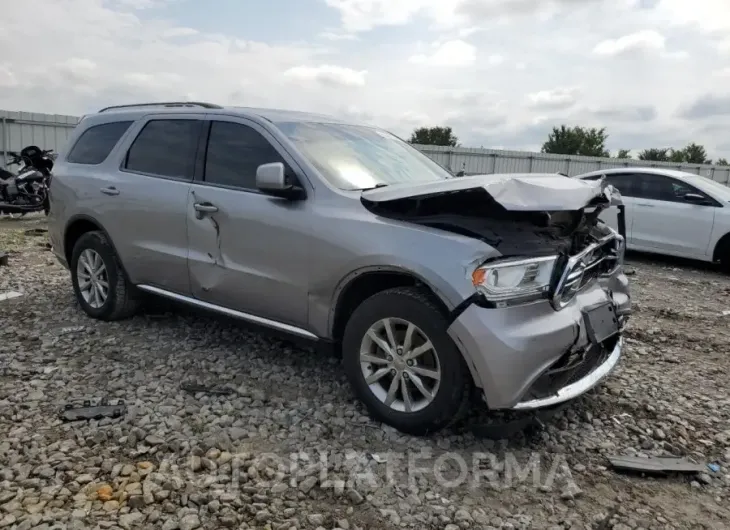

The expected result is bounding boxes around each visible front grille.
[522,335,619,401]
[551,233,623,309]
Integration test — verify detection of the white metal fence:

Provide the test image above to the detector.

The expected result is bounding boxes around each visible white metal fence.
[413,145,730,185]
[2,108,729,186]
[1,110,78,167]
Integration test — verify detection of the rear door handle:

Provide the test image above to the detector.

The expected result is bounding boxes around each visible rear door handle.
[100,186,119,196]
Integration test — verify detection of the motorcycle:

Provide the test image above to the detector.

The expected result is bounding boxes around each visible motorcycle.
[0,145,55,218]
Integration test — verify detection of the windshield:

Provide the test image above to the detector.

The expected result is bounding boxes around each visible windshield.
[275,121,453,190]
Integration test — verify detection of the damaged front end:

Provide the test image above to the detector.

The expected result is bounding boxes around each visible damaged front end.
[361,173,627,313]
[361,173,631,411]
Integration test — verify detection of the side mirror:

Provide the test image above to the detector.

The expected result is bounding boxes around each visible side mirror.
[256,162,304,200]
[683,192,709,204]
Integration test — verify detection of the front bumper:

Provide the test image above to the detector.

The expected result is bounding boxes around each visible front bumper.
[512,336,621,409]
[447,276,630,410]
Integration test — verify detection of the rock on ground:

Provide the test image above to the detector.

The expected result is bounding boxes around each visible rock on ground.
[0,214,729,529]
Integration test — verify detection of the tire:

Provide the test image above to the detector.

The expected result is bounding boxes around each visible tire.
[718,239,730,273]
[342,286,472,435]
[70,230,140,321]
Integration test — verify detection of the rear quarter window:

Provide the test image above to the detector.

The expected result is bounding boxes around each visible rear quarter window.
[66,121,133,165]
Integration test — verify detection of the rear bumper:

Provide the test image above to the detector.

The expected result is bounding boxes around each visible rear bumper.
[447,276,630,410]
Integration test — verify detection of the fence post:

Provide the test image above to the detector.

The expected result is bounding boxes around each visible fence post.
[448,149,454,172]
[528,155,534,173]
[1,117,6,168]
[565,158,571,175]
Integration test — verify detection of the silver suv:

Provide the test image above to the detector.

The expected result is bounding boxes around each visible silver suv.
[48,102,631,435]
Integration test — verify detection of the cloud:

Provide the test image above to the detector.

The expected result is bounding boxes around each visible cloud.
[2,0,730,160]
[324,0,612,33]
[678,94,730,120]
[283,65,367,87]
[409,40,477,67]
[527,87,580,110]
[591,105,658,122]
[319,31,358,41]
[161,27,199,38]
[0,65,19,88]
[593,30,665,56]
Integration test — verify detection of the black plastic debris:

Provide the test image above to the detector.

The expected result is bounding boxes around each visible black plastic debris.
[471,402,570,440]
[24,228,48,236]
[0,252,7,267]
[60,398,127,422]
[608,455,706,476]
[181,382,234,396]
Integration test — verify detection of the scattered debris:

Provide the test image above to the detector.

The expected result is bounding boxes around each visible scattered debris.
[708,463,721,473]
[58,325,86,336]
[0,251,7,266]
[721,310,730,317]
[608,455,706,476]
[471,403,570,440]
[59,399,127,422]
[24,228,48,236]
[0,291,23,302]
[180,381,234,396]
[624,268,637,276]
[369,453,388,464]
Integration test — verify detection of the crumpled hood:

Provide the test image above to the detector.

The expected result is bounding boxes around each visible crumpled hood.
[361,173,622,211]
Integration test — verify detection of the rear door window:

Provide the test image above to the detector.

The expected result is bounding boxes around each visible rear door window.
[66,121,133,165]
[124,119,201,180]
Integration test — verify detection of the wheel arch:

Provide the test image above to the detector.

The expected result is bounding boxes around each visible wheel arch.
[64,215,127,273]
[329,266,483,387]
[329,266,453,343]
[713,232,730,262]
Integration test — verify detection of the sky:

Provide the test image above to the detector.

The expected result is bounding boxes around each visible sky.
[1,0,730,157]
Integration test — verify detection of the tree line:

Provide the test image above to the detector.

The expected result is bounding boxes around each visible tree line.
[408,125,729,166]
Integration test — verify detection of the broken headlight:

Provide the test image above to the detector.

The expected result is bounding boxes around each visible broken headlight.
[471,256,557,306]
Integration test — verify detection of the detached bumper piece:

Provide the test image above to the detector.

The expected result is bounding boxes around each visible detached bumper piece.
[513,335,622,410]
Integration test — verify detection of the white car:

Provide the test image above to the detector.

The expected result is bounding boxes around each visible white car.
[576,167,730,268]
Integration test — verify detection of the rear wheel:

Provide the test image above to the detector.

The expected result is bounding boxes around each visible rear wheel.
[342,286,472,435]
[70,231,140,320]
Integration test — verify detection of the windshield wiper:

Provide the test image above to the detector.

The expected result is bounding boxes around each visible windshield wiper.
[359,183,389,191]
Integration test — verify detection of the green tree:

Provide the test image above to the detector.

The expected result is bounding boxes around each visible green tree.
[638,148,670,162]
[717,158,729,166]
[681,143,709,164]
[408,126,459,147]
[541,125,610,157]
[668,148,686,163]
[616,149,631,159]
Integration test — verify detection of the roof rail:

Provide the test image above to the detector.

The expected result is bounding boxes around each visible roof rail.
[97,101,223,113]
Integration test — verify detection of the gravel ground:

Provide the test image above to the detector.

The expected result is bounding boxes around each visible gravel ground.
[1,214,729,530]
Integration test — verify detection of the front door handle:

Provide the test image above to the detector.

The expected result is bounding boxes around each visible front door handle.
[100,186,119,196]
[194,202,218,219]
[636,202,654,207]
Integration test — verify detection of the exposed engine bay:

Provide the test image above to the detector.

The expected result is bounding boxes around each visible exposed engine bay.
[361,185,616,258]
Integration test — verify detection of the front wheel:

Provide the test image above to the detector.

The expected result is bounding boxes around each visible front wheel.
[342,286,472,435]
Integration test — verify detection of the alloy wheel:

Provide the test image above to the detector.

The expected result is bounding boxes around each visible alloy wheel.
[359,317,442,413]
[77,249,109,309]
